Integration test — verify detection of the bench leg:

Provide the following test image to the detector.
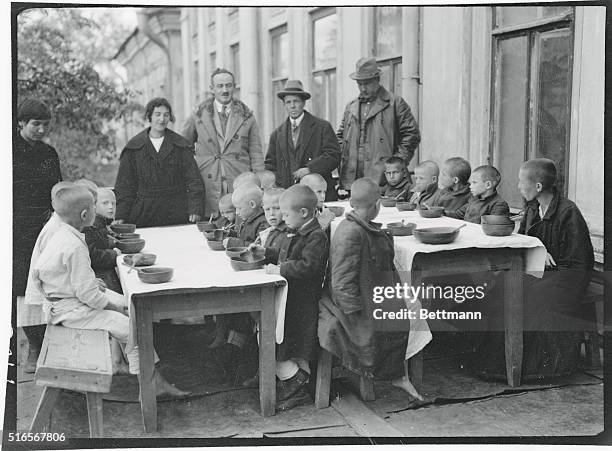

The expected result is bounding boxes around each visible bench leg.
[86,392,104,438]
[315,349,332,408]
[359,375,375,402]
[30,387,61,432]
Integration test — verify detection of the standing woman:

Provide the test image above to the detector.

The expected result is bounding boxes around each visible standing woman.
[115,98,205,227]
[14,99,62,372]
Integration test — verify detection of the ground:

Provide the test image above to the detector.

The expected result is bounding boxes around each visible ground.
[15,322,603,440]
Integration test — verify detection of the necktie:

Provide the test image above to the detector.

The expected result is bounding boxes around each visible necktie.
[291,121,299,146]
[220,105,228,135]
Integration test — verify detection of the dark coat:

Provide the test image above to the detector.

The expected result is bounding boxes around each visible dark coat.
[446,190,510,223]
[83,215,117,270]
[265,111,340,201]
[430,184,471,212]
[409,182,439,208]
[265,219,329,361]
[380,175,412,201]
[226,208,268,248]
[337,86,420,189]
[114,128,205,227]
[215,215,235,231]
[13,132,62,295]
[318,213,408,376]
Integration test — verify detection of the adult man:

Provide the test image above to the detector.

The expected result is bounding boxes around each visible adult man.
[182,68,263,218]
[337,57,421,191]
[265,80,340,201]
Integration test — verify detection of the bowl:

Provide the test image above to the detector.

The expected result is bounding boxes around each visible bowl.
[111,223,136,234]
[396,202,417,212]
[213,229,230,241]
[481,215,513,225]
[413,227,461,244]
[117,232,140,240]
[116,238,145,253]
[326,206,345,217]
[226,246,248,258]
[137,266,173,284]
[230,255,265,271]
[197,221,217,232]
[123,253,156,267]
[418,207,445,218]
[203,230,216,240]
[381,197,397,208]
[207,239,225,251]
[386,222,417,236]
[481,223,514,237]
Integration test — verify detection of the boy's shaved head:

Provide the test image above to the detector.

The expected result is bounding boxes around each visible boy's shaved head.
[263,187,285,203]
[233,171,261,190]
[51,181,74,203]
[74,178,99,201]
[279,184,318,212]
[300,173,327,189]
[350,178,380,208]
[443,157,471,184]
[473,165,501,186]
[232,183,263,206]
[416,160,439,177]
[520,158,557,191]
[218,193,234,210]
[256,170,276,189]
[54,185,95,221]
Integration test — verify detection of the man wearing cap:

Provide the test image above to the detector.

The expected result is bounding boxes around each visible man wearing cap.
[337,57,420,191]
[265,80,340,201]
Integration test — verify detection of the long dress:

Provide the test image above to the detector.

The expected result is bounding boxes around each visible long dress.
[114,128,205,227]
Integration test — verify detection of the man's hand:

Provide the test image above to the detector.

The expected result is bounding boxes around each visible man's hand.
[189,214,201,223]
[292,167,310,181]
[96,278,107,292]
[264,264,280,275]
[544,252,557,268]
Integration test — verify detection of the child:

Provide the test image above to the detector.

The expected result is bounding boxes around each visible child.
[407,160,439,208]
[224,184,268,248]
[257,170,277,190]
[430,157,472,212]
[258,185,329,409]
[215,193,237,231]
[300,173,336,230]
[318,178,423,400]
[26,184,188,396]
[258,187,288,251]
[446,165,510,223]
[380,156,412,201]
[232,171,261,190]
[83,187,122,265]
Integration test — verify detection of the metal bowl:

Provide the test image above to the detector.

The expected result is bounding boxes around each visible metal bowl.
[413,227,460,244]
[123,253,156,267]
[481,223,514,237]
[396,202,417,212]
[481,215,513,225]
[207,239,225,251]
[111,223,136,234]
[197,221,217,232]
[230,255,265,271]
[386,222,417,236]
[226,246,248,258]
[381,197,397,208]
[327,206,345,217]
[418,207,445,218]
[116,238,145,253]
[137,266,173,284]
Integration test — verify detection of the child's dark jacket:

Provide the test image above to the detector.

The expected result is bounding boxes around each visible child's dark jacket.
[430,183,471,211]
[412,182,439,208]
[83,215,117,270]
[446,190,510,223]
[226,208,268,247]
[379,176,412,201]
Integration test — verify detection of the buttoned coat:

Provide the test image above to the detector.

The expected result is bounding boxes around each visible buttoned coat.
[182,98,264,217]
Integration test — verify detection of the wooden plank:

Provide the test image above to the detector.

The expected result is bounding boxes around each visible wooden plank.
[504,250,524,387]
[29,386,61,432]
[135,297,157,432]
[315,349,332,409]
[86,392,104,438]
[259,285,276,417]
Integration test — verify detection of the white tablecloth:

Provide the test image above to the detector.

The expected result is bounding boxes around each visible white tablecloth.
[116,225,288,343]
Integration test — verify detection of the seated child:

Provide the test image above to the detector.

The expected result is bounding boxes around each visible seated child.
[407,160,439,208]
[445,165,510,223]
[429,157,472,212]
[318,178,423,400]
[475,158,594,380]
[258,187,288,251]
[26,184,188,396]
[257,185,329,409]
[380,156,412,201]
[300,173,335,230]
[224,184,268,248]
[215,193,237,232]
[232,171,261,190]
[257,170,277,190]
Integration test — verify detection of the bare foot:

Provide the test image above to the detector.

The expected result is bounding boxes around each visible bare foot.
[392,376,424,401]
[154,370,191,399]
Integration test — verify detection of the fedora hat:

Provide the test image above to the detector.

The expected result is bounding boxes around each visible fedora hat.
[349,57,381,80]
[276,80,311,100]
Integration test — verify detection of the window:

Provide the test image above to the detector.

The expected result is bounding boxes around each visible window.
[311,9,337,127]
[228,8,239,35]
[271,25,289,126]
[374,7,403,96]
[193,60,200,103]
[230,43,240,100]
[490,6,573,207]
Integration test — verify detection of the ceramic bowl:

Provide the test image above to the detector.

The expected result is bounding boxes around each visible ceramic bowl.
[418,207,445,218]
[197,221,217,232]
[413,227,461,244]
[396,202,417,212]
[213,229,230,241]
[123,253,156,267]
[326,206,345,217]
[117,233,140,240]
[381,197,397,208]
[386,222,417,236]
[111,223,136,234]
[226,246,248,258]
[137,267,173,284]
[230,255,265,271]
[481,215,513,225]
[481,223,514,237]
[203,230,216,240]
[116,238,145,253]
[207,239,225,251]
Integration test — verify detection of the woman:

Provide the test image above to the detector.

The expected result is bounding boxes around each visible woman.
[115,98,205,227]
[14,99,62,372]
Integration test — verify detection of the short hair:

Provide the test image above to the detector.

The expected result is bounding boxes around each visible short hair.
[443,157,471,184]
[233,172,261,190]
[51,181,74,209]
[144,97,175,122]
[300,173,327,190]
[74,179,98,201]
[232,183,263,206]
[210,68,235,85]
[256,170,276,189]
[415,160,439,177]
[520,158,557,191]
[262,187,285,204]
[473,165,501,187]
[384,156,406,169]
[350,178,380,209]
[18,98,51,122]
[218,193,234,210]
[97,187,116,200]
[54,185,95,221]
[279,185,318,212]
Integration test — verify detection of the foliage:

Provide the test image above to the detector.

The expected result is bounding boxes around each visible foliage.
[16,8,138,184]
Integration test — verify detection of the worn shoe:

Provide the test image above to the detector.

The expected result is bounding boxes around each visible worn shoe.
[277,368,309,402]
[276,387,312,412]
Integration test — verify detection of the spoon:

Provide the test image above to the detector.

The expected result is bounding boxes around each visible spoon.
[394,189,408,201]
[422,203,430,210]
[452,223,467,232]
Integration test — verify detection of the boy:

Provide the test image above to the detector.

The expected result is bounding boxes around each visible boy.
[430,157,472,212]
[380,156,412,201]
[446,165,510,223]
[258,187,288,250]
[318,178,423,400]
[224,184,268,248]
[232,171,261,190]
[300,173,336,230]
[83,186,122,272]
[215,193,237,231]
[26,184,188,396]
[257,185,329,409]
[407,160,439,208]
[257,170,277,190]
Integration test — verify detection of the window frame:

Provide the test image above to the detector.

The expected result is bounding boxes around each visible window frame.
[310,7,338,125]
[270,24,289,126]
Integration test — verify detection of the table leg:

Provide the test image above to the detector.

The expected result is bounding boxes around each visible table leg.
[259,286,276,416]
[134,298,157,432]
[406,352,423,390]
[504,252,524,387]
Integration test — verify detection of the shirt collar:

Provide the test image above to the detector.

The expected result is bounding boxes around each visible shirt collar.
[214,99,232,113]
[290,113,305,128]
[58,220,87,244]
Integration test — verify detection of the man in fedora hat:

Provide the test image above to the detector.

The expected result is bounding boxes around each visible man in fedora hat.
[337,57,420,192]
[265,80,340,201]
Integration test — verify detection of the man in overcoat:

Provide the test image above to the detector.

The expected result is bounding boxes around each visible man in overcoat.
[337,57,421,191]
[265,80,340,201]
[182,68,264,218]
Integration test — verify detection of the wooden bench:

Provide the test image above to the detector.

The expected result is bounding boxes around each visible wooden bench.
[30,325,113,437]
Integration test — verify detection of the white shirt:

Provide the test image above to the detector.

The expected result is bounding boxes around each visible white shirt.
[290,112,305,129]
[149,136,164,152]
[214,99,232,116]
